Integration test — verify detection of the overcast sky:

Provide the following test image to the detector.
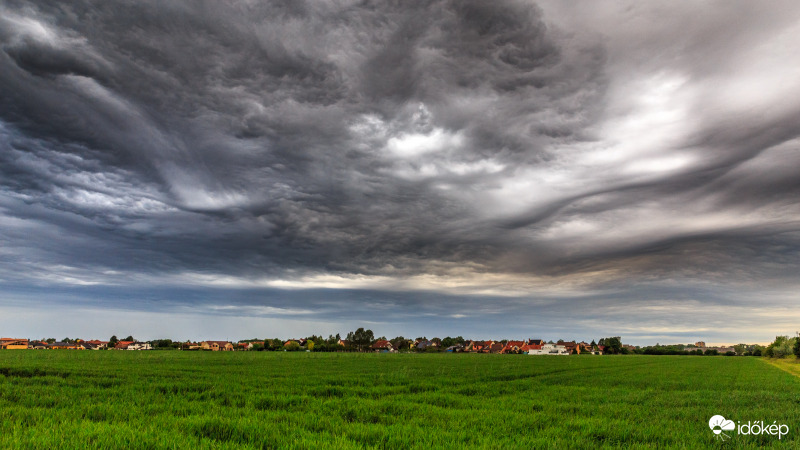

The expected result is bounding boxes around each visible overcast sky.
[2,1,799,344]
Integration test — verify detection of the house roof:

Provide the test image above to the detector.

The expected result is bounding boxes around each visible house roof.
[372,340,392,348]
[520,343,543,351]
[488,343,504,353]
[500,341,525,353]
[203,341,232,346]
[416,340,437,348]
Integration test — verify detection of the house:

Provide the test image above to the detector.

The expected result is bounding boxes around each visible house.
[127,342,152,350]
[183,342,201,350]
[83,340,109,349]
[520,342,543,353]
[371,340,394,352]
[500,340,525,354]
[115,341,134,350]
[695,341,706,348]
[50,342,81,350]
[29,341,49,350]
[465,341,485,352]
[528,343,570,355]
[201,341,234,351]
[445,344,465,352]
[337,339,350,348]
[466,340,495,353]
[416,340,437,351]
[487,343,504,353]
[528,339,545,346]
[557,341,580,354]
[0,338,29,349]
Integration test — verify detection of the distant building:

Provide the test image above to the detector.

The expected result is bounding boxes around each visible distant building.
[127,342,152,350]
[371,340,394,352]
[0,338,29,350]
[50,342,81,350]
[465,341,488,352]
[416,340,437,351]
[557,341,580,354]
[500,341,525,354]
[201,341,234,351]
[83,340,109,349]
[115,341,135,350]
[487,342,504,353]
[529,343,570,355]
[695,341,706,348]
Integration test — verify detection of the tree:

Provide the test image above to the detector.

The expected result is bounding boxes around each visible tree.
[124,336,134,342]
[326,334,340,347]
[600,337,622,354]
[108,335,118,347]
[46,338,56,344]
[306,341,315,351]
[350,328,375,352]
[152,339,173,349]
[794,336,800,359]
[390,336,409,351]
[270,338,283,350]
[733,344,746,356]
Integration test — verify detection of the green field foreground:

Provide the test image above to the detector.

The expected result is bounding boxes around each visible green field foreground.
[1,352,798,449]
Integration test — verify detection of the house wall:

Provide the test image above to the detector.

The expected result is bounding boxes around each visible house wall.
[3,344,28,350]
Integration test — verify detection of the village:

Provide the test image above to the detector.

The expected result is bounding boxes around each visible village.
[0,336,739,355]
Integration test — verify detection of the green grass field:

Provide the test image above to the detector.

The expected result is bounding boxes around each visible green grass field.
[1,352,798,449]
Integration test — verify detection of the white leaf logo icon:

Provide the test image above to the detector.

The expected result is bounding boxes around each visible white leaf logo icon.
[709,415,735,440]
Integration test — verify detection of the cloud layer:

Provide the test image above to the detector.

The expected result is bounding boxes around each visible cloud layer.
[2,0,800,343]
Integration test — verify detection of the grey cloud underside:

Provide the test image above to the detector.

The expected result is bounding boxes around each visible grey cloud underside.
[1,0,800,293]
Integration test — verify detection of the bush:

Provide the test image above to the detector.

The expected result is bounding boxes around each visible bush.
[767,336,796,358]
[285,341,301,352]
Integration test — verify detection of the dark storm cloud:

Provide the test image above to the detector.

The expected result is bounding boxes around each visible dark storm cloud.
[2,0,800,341]
[0,0,589,277]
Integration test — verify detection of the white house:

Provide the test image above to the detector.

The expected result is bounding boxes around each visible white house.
[528,343,570,355]
[127,342,152,350]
